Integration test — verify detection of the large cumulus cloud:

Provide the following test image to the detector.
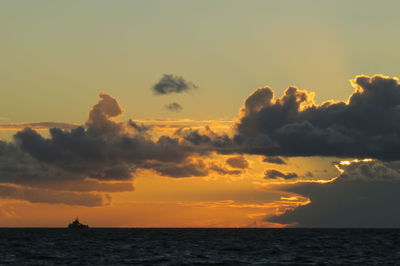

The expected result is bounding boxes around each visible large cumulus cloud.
[268,160,400,227]
[172,74,400,227]
[14,94,199,181]
[235,75,400,160]
[1,94,210,206]
[160,74,400,162]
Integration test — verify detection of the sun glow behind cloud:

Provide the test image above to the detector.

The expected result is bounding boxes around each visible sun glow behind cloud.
[0,97,382,227]
[0,78,397,227]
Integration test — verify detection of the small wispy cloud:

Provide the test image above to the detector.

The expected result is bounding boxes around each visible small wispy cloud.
[165,102,183,112]
[0,122,78,131]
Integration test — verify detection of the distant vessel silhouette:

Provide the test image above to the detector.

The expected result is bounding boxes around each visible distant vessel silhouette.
[68,217,89,229]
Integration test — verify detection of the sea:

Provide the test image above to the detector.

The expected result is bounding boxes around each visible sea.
[0,228,399,265]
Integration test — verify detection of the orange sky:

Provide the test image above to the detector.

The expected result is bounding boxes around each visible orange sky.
[2,1,399,227]
[0,115,340,227]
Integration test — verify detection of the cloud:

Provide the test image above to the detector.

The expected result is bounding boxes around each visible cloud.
[86,93,125,136]
[268,160,400,227]
[128,120,150,133]
[176,127,235,150]
[0,93,213,205]
[264,169,298,179]
[0,184,107,206]
[165,102,183,112]
[0,137,132,206]
[0,122,78,131]
[209,164,242,176]
[0,140,132,193]
[263,156,286,165]
[143,161,209,178]
[14,94,202,183]
[5,73,400,211]
[152,74,198,95]
[143,160,242,178]
[234,75,400,161]
[226,156,249,169]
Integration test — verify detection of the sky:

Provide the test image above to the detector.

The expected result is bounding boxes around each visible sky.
[1,0,400,227]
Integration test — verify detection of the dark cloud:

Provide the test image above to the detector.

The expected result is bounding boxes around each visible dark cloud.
[0,93,211,205]
[0,184,107,206]
[209,164,242,176]
[143,161,208,178]
[268,160,400,227]
[176,127,235,150]
[0,140,132,193]
[14,94,200,182]
[128,120,150,133]
[0,137,130,206]
[152,74,198,95]
[226,156,249,169]
[144,160,242,178]
[13,126,190,181]
[235,75,400,161]
[263,156,286,165]
[165,102,183,112]
[264,169,298,179]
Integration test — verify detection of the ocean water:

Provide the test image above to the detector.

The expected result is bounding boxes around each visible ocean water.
[0,228,399,265]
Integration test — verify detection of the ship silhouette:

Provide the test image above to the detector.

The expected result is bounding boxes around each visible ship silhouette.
[68,217,89,229]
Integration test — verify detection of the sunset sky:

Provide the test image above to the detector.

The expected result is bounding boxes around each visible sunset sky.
[2,0,400,227]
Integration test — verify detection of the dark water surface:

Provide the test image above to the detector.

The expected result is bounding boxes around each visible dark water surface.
[0,228,399,265]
